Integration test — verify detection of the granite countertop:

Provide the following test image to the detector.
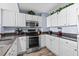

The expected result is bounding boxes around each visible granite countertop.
[47,34,77,42]
[0,34,29,56]
[0,36,17,56]
[0,44,11,56]
[40,32,77,42]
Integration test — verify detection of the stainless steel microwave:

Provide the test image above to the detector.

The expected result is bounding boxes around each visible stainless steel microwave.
[26,21,38,28]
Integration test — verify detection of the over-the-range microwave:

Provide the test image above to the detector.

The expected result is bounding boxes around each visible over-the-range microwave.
[26,21,39,28]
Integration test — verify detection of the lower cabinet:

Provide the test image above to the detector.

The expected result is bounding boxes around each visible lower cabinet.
[5,39,17,56]
[46,35,59,55]
[39,35,46,48]
[51,36,60,55]
[46,35,78,56]
[17,36,29,54]
[59,38,77,56]
[46,35,52,51]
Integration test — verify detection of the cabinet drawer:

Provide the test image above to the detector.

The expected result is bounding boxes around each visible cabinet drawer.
[60,38,77,48]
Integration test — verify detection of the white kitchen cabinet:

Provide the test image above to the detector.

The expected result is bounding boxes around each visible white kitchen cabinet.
[18,36,27,52]
[47,16,52,27]
[6,39,17,56]
[56,4,79,26]
[16,13,26,27]
[26,14,41,21]
[32,15,43,27]
[62,45,77,56]
[51,36,59,55]
[25,14,33,21]
[0,9,1,33]
[25,14,42,27]
[58,8,67,26]
[39,35,46,48]
[59,38,77,56]
[77,35,79,56]
[32,15,38,21]
[46,35,51,50]
[17,36,29,54]
[46,35,59,55]
[51,13,58,26]
[2,9,16,27]
[0,9,1,25]
[66,4,78,26]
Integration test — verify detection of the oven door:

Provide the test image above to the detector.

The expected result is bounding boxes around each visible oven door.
[29,36,39,48]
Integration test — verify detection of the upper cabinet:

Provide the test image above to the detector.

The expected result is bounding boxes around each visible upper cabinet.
[2,9,16,27]
[66,4,78,26]
[0,9,1,26]
[58,8,67,26]
[25,14,40,21]
[47,4,79,27]
[32,15,38,21]
[47,15,52,27]
[51,13,58,26]
[47,13,58,27]
[25,14,33,21]
[58,4,78,26]
[25,14,43,27]
[16,13,26,27]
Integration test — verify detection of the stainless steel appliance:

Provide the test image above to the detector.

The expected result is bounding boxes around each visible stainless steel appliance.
[26,20,40,53]
[27,28,40,53]
[29,36,39,48]
[26,21,38,28]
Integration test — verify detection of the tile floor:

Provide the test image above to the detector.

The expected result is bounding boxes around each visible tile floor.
[23,48,56,56]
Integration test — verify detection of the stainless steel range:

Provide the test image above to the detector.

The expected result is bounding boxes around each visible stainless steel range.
[26,21,40,53]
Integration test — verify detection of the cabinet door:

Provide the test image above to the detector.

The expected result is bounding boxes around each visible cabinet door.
[59,38,77,56]
[12,39,17,56]
[40,35,46,48]
[66,4,78,26]
[32,15,38,21]
[0,9,1,25]
[51,36,59,55]
[62,45,77,56]
[17,38,22,54]
[51,37,55,52]
[51,13,58,26]
[19,37,26,52]
[0,9,1,33]
[2,10,16,27]
[25,14,33,21]
[47,16,52,27]
[58,8,67,26]
[46,35,51,50]
[16,13,26,27]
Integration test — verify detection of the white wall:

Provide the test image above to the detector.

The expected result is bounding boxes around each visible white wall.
[0,3,19,12]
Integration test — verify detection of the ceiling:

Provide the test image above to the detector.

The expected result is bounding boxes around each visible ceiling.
[18,3,69,14]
